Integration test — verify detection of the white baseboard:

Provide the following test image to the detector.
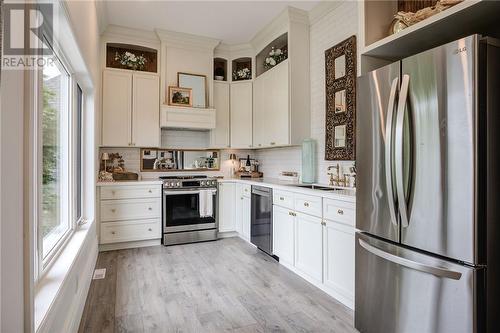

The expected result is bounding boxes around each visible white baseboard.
[99,238,161,251]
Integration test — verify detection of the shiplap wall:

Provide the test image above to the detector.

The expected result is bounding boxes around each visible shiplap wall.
[256,1,358,184]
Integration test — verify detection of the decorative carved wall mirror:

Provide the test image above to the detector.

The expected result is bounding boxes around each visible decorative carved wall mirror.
[325,35,356,160]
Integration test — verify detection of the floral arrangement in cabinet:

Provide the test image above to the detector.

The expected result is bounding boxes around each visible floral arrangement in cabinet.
[114,51,147,70]
[264,47,287,69]
[232,67,252,81]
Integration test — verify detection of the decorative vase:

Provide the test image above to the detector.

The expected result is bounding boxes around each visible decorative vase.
[301,139,316,184]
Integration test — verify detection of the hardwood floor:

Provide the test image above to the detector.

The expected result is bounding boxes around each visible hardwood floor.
[78,237,357,333]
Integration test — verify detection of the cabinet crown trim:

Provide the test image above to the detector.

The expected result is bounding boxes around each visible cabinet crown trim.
[155,29,220,51]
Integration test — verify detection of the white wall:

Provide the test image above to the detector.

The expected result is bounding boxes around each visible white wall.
[256,2,358,184]
[1,66,26,333]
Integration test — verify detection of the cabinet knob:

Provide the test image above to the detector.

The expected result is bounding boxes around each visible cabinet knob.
[321,221,326,226]
[148,228,152,231]
[111,208,116,213]
[111,231,116,235]
[148,189,152,193]
[270,142,276,145]
[241,197,244,200]
[288,211,292,216]
[111,190,116,195]
[337,209,344,215]
[304,202,309,207]
[280,197,284,201]
[148,207,152,211]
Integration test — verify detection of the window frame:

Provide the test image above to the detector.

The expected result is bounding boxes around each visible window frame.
[35,35,85,280]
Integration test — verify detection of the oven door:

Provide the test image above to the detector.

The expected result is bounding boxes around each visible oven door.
[163,189,217,232]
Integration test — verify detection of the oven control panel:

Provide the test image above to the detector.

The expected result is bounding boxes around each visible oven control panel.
[162,178,218,189]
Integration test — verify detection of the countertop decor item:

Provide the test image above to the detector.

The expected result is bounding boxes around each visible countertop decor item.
[178,72,207,108]
[112,171,139,181]
[263,46,287,70]
[232,67,251,81]
[390,0,463,35]
[325,35,356,160]
[302,139,316,184]
[114,51,147,71]
[98,153,114,182]
[168,86,193,107]
[229,153,237,177]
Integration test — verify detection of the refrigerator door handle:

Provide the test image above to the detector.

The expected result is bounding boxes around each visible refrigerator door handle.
[358,238,462,280]
[385,78,399,227]
[395,74,411,228]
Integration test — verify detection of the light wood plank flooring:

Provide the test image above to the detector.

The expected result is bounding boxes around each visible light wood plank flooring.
[78,237,357,333]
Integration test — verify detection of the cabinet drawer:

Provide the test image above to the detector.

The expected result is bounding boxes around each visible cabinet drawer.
[273,190,295,210]
[323,198,355,226]
[294,193,322,217]
[101,185,161,200]
[100,198,160,221]
[100,219,161,244]
[240,184,251,198]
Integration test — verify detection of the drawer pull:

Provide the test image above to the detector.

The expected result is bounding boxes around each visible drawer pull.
[337,209,344,215]
[280,197,284,201]
[148,228,152,231]
[148,207,153,211]
[304,202,310,207]
[245,189,248,192]
[112,191,116,195]
[148,189,152,193]
[111,231,116,235]
[111,209,116,213]
[241,197,244,200]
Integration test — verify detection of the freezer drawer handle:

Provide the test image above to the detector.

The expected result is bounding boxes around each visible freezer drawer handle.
[359,239,462,280]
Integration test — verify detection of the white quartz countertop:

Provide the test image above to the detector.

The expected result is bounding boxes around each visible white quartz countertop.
[218,178,356,202]
[96,179,163,186]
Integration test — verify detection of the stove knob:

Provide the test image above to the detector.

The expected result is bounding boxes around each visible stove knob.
[201,181,205,186]
[176,182,181,187]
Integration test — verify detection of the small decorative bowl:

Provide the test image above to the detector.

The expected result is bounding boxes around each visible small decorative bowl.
[214,76,224,81]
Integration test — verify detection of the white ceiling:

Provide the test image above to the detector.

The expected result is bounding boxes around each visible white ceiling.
[102,1,320,44]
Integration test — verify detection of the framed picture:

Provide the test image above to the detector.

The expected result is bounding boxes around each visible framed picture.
[168,86,192,107]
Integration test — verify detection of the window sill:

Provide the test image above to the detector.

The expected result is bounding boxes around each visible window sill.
[34,219,96,331]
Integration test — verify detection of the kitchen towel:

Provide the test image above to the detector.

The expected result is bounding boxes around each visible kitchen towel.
[199,189,214,218]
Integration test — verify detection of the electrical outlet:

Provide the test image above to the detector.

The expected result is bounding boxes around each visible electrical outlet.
[93,268,106,280]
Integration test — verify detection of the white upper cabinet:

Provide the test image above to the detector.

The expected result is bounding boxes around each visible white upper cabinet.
[230,81,253,149]
[211,81,230,148]
[102,70,133,146]
[132,73,160,147]
[251,8,310,148]
[253,61,290,148]
[102,69,160,147]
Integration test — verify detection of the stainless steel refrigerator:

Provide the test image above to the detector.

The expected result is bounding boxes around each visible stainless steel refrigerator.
[355,35,500,333]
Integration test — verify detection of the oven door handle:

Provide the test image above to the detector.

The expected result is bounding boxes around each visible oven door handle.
[163,189,217,196]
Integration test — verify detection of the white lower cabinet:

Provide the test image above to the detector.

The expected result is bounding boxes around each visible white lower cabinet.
[294,212,323,283]
[219,183,236,232]
[272,205,295,266]
[241,196,251,241]
[323,219,355,308]
[98,183,162,246]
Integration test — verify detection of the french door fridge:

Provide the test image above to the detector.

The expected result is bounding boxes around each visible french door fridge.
[355,35,500,333]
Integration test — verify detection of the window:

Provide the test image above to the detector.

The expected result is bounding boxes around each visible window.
[36,38,84,273]
[41,50,71,260]
[75,84,83,223]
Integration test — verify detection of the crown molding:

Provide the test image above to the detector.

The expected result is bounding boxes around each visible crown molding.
[94,0,108,34]
[102,24,161,48]
[250,6,309,53]
[155,29,220,51]
[308,1,344,26]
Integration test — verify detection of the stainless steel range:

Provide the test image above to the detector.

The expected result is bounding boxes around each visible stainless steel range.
[161,175,218,246]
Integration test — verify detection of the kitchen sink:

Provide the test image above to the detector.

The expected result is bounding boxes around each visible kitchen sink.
[291,184,342,191]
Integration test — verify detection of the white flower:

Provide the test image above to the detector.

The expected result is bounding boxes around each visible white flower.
[269,49,275,56]
[275,49,282,55]
[269,58,276,66]
[266,58,270,64]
